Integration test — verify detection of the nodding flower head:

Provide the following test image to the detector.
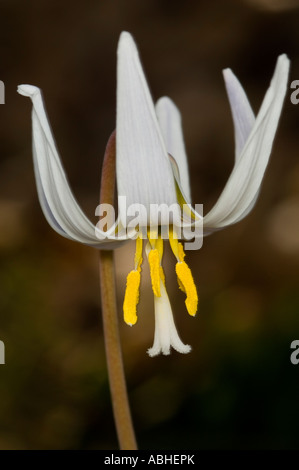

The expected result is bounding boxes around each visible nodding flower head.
[18,32,290,356]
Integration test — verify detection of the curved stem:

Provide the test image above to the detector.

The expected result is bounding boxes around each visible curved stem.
[98,131,138,450]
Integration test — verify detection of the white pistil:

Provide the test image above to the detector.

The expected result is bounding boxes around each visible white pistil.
[147,279,191,357]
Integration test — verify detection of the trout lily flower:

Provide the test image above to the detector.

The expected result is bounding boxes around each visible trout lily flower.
[17,32,289,356]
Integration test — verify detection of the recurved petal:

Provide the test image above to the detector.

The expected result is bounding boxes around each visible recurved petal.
[18,85,123,248]
[223,68,255,160]
[33,149,71,240]
[222,68,259,223]
[116,32,177,226]
[156,97,191,203]
[203,54,290,231]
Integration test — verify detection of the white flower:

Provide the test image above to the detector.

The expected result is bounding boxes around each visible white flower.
[17,32,289,356]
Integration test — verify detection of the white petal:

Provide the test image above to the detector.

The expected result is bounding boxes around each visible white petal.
[223,68,255,161]
[156,97,191,202]
[203,54,290,231]
[147,280,191,357]
[222,69,259,220]
[18,85,124,248]
[116,32,177,227]
[33,149,72,239]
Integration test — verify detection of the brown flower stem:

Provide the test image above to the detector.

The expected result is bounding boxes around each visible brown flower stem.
[98,131,138,450]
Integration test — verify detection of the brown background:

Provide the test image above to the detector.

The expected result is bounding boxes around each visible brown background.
[0,0,299,450]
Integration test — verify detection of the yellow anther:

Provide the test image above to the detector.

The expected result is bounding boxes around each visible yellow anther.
[176,261,198,316]
[134,236,143,270]
[169,226,197,314]
[123,236,144,326]
[148,249,161,297]
[177,276,185,293]
[123,269,140,326]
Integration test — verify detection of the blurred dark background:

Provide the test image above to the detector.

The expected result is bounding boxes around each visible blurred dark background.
[1,0,299,450]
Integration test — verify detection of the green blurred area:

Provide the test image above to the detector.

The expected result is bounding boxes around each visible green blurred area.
[1,0,299,450]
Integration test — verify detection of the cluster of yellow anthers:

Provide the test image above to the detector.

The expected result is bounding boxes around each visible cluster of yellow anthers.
[123,228,198,326]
